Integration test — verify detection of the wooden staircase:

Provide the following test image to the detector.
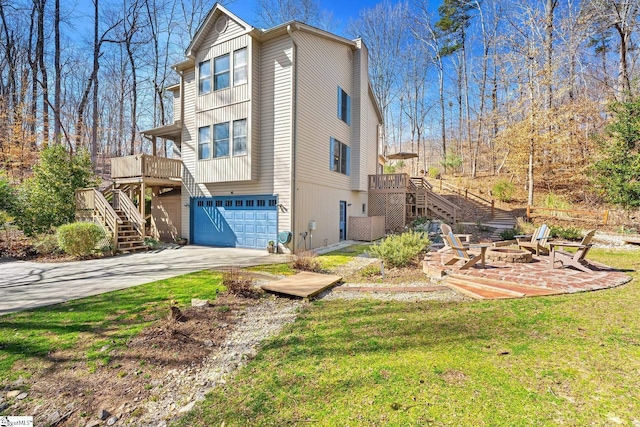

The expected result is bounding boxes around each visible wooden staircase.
[114,209,147,252]
[428,178,517,240]
[75,187,148,253]
[410,177,459,224]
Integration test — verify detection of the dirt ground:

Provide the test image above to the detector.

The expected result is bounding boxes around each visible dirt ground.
[7,293,258,426]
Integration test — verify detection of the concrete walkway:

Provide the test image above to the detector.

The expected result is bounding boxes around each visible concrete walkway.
[0,246,288,315]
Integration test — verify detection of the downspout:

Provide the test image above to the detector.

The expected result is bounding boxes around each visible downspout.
[287,24,298,252]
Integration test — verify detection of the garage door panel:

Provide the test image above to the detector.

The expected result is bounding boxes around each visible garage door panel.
[192,196,277,249]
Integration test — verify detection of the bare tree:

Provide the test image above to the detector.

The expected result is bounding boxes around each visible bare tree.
[349,1,408,156]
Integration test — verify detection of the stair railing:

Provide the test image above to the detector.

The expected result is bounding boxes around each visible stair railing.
[75,188,122,249]
[435,178,495,218]
[113,190,146,239]
[425,189,459,224]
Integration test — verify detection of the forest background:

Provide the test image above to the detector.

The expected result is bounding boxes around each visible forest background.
[1,0,639,209]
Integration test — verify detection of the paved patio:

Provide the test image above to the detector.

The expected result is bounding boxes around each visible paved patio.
[424,251,632,298]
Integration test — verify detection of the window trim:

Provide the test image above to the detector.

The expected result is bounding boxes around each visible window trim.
[337,86,351,125]
[233,48,248,86]
[329,137,350,176]
[213,53,230,91]
[213,122,230,158]
[232,118,248,156]
[198,125,211,160]
[198,60,211,95]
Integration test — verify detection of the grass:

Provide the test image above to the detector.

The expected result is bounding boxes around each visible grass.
[176,249,640,426]
[0,270,224,383]
[245,244,370,275]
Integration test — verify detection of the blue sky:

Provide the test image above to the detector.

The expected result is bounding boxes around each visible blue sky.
[228,0,384,36]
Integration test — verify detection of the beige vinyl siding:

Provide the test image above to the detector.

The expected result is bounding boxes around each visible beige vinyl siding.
[172,90,181,124]
[293,31,353,189]
[295,180,368,249]
[196,35,250,112]
[251,38,261,180]
[181,34,293,238]
[195,101,252,183]
[181,67,197,237]
[197,16,247,51]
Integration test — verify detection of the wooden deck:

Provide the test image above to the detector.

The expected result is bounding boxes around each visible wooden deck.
[261,272,342,300]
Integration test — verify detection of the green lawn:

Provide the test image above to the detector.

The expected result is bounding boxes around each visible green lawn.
[176,249,640,426]
[0,270,225,382]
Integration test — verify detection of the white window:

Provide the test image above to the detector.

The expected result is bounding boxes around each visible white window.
[199,60,211,94]
[233,119,247,155]
[198,126,210,159]
[213,123,229,158]
[233,48,247,86]
[330,137,350,175]
[337,86,351,125]
[214,54,230,91]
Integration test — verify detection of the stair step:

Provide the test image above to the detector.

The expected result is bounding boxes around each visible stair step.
[449,275,562,297]
[446,277,523,299]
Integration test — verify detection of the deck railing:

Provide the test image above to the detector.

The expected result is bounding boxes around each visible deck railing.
[111,154,182,180]
[368,173,410,191]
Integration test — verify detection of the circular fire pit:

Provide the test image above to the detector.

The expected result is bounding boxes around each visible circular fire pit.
[486,248,533,263]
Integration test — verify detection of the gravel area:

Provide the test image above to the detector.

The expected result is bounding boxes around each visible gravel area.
[137,297,302,426]
[592,232,640,249]
[319,287,469,303]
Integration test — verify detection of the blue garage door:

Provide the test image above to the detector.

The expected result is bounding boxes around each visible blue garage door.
[192,195,278,249]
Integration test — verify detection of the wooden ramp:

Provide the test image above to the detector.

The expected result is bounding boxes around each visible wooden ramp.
[624,237,640,245]
[261,272,342,300]
[447,275,563,300]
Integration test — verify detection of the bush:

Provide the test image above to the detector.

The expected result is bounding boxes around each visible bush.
[541,192,571,211]
[492,179,515,202]
[144,237,160,250]
[34,234,60,255]
[13,146,97,236]
[57,222,105,257]
[222,270,262,299]
[368,230,430,268]
[427,167,441,179]
[0,171,17,212]
[550,226,582,241]
[499,228,519,240]
[292,250,322,272]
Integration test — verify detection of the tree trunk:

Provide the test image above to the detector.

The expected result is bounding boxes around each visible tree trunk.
[53,0,61,144]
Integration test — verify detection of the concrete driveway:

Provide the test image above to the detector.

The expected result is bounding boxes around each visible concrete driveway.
[0,246,288,315]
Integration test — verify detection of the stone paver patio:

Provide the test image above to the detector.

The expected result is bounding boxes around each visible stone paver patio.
[424,251,632,297]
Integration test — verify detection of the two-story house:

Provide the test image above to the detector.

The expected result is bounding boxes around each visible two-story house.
[140,4,383,252]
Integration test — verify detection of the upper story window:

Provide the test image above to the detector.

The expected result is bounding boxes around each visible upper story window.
[199,60,211,94]
[330,137,350,176]
[234,48,247,86]
[213,122,230,158]
[214,54,230,91]
[337,86,351,125]
[233,119,247,155]
[198,126,210,159]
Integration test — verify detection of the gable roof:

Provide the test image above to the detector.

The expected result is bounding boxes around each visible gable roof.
[185,3,253,59]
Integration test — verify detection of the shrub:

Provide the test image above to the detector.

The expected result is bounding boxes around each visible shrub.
[499,228,519,240]
[0,171,16,212]
[492,179,515,202]
[541,192,571,211]
[34,234,60,255]
[222,270,262,299]
[292,250,322,272]
[144,237,160,250]
[57,222,105,257]
[13,146,97,236]
[368,230,430,268]
[427,167,441,179]
[550,226,582,241]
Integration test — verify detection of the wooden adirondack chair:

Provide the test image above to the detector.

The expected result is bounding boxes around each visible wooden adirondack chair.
[549,229,596,273]
[438,223,472,253]
[443,232,487,270]
[517,224,551,256]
